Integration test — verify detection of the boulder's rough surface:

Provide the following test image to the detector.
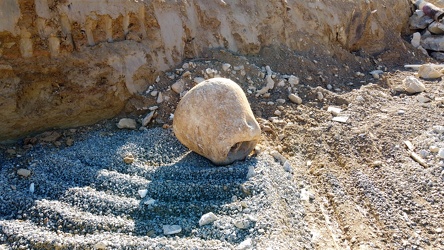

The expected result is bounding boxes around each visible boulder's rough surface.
[173,78,261,165]
[0,0,413,141]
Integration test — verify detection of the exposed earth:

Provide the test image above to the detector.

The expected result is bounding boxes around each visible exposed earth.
[1,0,444,249]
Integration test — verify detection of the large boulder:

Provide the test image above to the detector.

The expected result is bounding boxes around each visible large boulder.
[173,78,261,165]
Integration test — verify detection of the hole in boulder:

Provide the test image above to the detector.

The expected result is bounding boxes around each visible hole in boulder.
[224,140,257,165]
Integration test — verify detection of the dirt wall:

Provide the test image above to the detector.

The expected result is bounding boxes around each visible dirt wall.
[0,0,413,141]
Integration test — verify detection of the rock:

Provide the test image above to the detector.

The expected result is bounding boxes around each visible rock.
[421,35,444,51]
[411,32,421,47]
[237,238,253,250]
[288,75,299,86]
[29,183,35,193]
[144,198,156,206]
[300,188,311,201]
[40,131,62,142]
[403,76,425,94]
[17,168,31,178]
[431,51,444,60]
[288,94,302,104]
[156,92,163,103]
[438,148,444,159]
[428,21,444,34]
[117,118,137,129]
[430,145,440,153]
[317,92,324,101]
[283,161,293,173]
[142,111,155,127]
[256,75,275,96]
[138,189,148,198]
[274,110,282,116]
[418,64,442,79]
[416,95,431,103]
[234,219,250,229]
[222,63,231,71]
[199,212,217,226]
[163,225,182,235]
[94,241,107,250]
[409,11,433,29]
[370,70,384,79]
[332,116,349,123]
[194,77,205,84]
[270,150,287,165]
[66,138,74,146]
[433,125,444,133]
[173,78,261,165]
[171,79,185,94]
[327,106,342,116]
[123,153,134,164]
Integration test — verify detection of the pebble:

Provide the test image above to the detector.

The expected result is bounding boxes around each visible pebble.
[117,118,137,129]
[411,32,421,48]
[398,110,405,115]
[418,64,442,79]
[150,90,158,97]
[274,110,282,116]
[194,77,205,84]
[317,92,324,101]
[17,168,31,178]
[276,99,286,104]
[234,219,250,229]
[171,79,185,94]
[66,138,74,146]
[163,225,182,235]
[433,125,444,134]
[438,148,444,159]
[403,76,425,94]
[288,94,302,104]
[138,189,148,198]
[123,154,134,164]
[222,63,231,71]
[300,188,310,201]
[144,198,156,206]
[199,212,218,226]
[430,145,439,153]
[332,116,349,123]
[157,92,164,103]
[29,183,35,193]
[237,238,253,250]
[327,106,342,116]
[277,80,285,87]
[142,111,155,127]
[283,161,293,174]
[288,75,299,86]
[370,70,384,79]
[416,95,431,103]
[94,241,107,250]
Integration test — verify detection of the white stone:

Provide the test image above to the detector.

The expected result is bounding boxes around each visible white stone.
[438,148,444,159]
[332,116,349,123]
[117,118,137,129]
[144,198,156,206]
[288,94,302,104]
[274,110,282,116]
[411,32,421,48]
[199,212,218,226]
[270,150,286,165]
[370,70,383,79]
[403,76,425,94]
[256,75,275,96]
[156,92,164,103]
[317,92,324,101]
[418,64,442,79]
[277,80,285,87]
[17,168,31,177]
[300,188,310,201]
[246,165,256,179]
[94,241,107,250]
[327,106,342,116]
[29,183,35,193]
[430,145,439,153]
[163,225,182,235]
[138,189,148,198]
[416,95,431,103]
[150,90,158,97]
[433,125,444,134]
[222,63,231,71]
[194,77,205,84]
[234,219,250,229]
[276,99,286,104]
[288,75,299,86]
[142,111,155,127]
[237,238,253,250]
[283,161,293,173]
[171,79,185,94]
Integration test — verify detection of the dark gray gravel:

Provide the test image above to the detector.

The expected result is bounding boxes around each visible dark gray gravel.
[0,127,310,249]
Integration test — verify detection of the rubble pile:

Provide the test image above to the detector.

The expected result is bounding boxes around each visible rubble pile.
[410,0,444,60]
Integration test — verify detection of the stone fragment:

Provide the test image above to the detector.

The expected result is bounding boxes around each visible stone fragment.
[237,238,253,250]
[234,219,250,229]
[29,183,35,193]
[288,75,299,86]
[332,116,349,123]
[421,35,444,51]
[283,161,293,173]
[66,138,74,146]
[138,189,148,198]
[409,11,433,29]
[142,111,155,127]
[416,95,431,103]
[222,63,231,71]
[94,242,107,250]
[40,131,61,142]
[117,118,137,129]
[411,32,421,48]
[431,51,444,60]
[430,145,439,153]
[173,78,261,165]
[438,148,444,159]
[171,79,185,94]
[418,64,442,79]
[327,106,342,116]
[144,198,156,206]
[163,225,182,235]
[428,21,444,34]
[194,77,205,84]
[123,154,134,164]
[17,168,31,178]
[433,125,444,133]
[288,94,302,104]
[370,70,383,79]
[403,76,425,94]
[317,92,324,101]
[156,92,163,103]
[199,212,217,226]
[270,150,286,165]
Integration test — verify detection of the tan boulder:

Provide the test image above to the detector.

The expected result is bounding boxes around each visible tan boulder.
[173,78,261,165]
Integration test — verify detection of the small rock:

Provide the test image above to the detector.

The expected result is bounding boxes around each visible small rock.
[17,168,31,178]
[163,225,182,235]
[194,77,205,84]
[317,92,324,101]
[276,98,286,104]
[288,94,302,104]
[288,75,299,86]
[172,79,185,94]
[370,70,383,79]
[433,125,444,134]
[270,150,287,165]
[428,21,444,34]
[274,110,282,116]
[150,90,158,97]
[144,198,156,206]
[66,138,74,146]
[300,188,310,201]
[117,118,137,129]
[431,51,444,60]
[138,189,148,198]
[418,64,442,79]
[436,228,443,233]
[246,165,256,179]
[430,145,439,153]
[403,76,425,94]
[40,131,61,142]
[327,106,342,116]
[94,241,107,250]
[283,161,293,173]
[411,32,421,48]
[332,116,349,123]
[155,76,161,83]
[438,148,444,159]
[237,238,253,250]
[142,111,155,127]
[416,95,431,103]
[157,92,164,103]
[398,110,406,115]
[277,80,285,87]
[123,154,134,164]
[234,219,250,229]
[222,63,231,71]
[199,212,218,226]
[29,183,35,193]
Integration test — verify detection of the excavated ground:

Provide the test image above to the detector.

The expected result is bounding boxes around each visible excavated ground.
[1,48,444,249]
